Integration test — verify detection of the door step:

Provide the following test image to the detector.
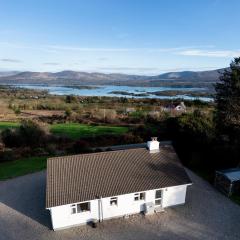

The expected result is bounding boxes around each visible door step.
[154,206,164,213]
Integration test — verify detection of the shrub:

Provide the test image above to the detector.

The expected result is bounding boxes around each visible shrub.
[1,120,49,148]
[72,140,91,153]
[32,147,49,156]
[65,107,72,117]
[0,140,4,151]
[1,128,21,147]
[14,107,21,115]
[18,120,49,147]
[166,110,215,170]
[65,95,78,103]
[0,150,15,162]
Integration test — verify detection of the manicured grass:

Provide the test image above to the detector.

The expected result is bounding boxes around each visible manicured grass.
[0,121,20,131]
[0,157,47,180]
[50,123,128,139]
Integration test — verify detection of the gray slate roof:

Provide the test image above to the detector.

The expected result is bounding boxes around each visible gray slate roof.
[46,144,191,208]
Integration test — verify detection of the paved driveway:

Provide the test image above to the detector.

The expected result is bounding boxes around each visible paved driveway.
[0,169,240,240]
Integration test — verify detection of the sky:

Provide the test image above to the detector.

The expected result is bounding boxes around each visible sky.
[0,0,240,75]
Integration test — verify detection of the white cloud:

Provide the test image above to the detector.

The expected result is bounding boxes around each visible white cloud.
[0,41,215,54]
[46,45,215,53]
[46,45,133,52]
[98,67,160,71]
[95,66,218,75]
[1,58,22,63]
[178,49,240,58]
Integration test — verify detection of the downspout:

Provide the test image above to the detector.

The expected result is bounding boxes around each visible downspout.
[98,196,103,222]
[100,196,104,222]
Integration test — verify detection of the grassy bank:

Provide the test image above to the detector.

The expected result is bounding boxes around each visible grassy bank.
[0,156,47,180]
[0,121,20,131]
[50,123,128,139]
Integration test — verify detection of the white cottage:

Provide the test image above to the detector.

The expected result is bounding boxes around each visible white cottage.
[46,138,192,230]
[175,102,187,112]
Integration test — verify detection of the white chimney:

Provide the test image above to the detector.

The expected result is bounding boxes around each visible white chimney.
[147,137,160,153]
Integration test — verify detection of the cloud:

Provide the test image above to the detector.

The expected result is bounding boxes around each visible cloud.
[99,67,160,71]
[98,66,217,73]
[178,49,240,58]
[97,57,108,61]
[1,58,22,63]
[43,62,60,65]
[0,41,215,54]
[46,45,215,53]
[153,45,215,53]
[0,42,58,53]
[46,45,133,52]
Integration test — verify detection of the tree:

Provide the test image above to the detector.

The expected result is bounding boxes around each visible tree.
[215,57,240,142]
[173,110,214,145]
[18,120,49,147]
[1,120,49,148]
[65,95,77,103]
[65,107,72,117]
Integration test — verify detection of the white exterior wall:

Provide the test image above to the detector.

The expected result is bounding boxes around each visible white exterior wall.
[50,200,99,230]
[162,184,187,207]
[49,184,189,230]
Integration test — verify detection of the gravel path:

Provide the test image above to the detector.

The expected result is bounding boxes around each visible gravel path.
[0,169,240,240]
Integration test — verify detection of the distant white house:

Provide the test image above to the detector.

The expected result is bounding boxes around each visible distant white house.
[46,138,192,230]
[174,102,187,112]
[125,107,136,114]
[162,102,187,113]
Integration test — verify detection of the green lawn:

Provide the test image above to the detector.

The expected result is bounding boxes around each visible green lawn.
[0,121,20,131]
[50,123,128,139]
[0,157,47,180]
[0,121,128,139]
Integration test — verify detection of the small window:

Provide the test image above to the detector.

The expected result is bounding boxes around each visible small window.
[77,202,90,212]
[70,202,90,214]
[134,192,145,201]
[155,199,161,205]
[110,197,118,206]
[155,190,162,199]
[70,204,77,214]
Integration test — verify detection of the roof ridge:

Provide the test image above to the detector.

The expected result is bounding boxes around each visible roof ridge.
[47,147,148,161]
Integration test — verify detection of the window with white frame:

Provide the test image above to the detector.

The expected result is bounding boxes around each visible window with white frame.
[134,192,145,201]
[71,204,77,214]
[70,202,90,214]
[155,190,162,205]
[110,197,118,206]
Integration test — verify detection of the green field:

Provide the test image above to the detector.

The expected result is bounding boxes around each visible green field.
[0,122,128,139]
[0,156,47,180]
[50,123,128,139]
[0,122,20,131]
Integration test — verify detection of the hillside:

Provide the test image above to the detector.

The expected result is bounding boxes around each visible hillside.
[0,68,224,88]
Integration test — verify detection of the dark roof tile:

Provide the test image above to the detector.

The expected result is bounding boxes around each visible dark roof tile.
[46,144,191,208]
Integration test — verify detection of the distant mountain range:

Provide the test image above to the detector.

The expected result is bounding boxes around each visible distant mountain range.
[0,71,21,77]
[0,68,225,88]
